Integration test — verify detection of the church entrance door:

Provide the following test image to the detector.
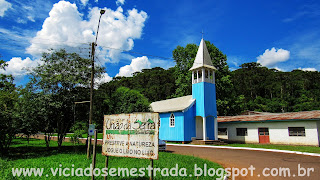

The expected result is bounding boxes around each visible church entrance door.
[196,116,203,139]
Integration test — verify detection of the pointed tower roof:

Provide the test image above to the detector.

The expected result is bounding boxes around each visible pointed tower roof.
[189,38,216,71]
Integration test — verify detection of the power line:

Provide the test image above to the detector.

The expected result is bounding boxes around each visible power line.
[98,45,174,60]
[0,37,90,46]
[94,56,104,68]
[0,37,175,61]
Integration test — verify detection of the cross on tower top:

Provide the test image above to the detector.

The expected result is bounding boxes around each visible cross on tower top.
[201,30,204,39]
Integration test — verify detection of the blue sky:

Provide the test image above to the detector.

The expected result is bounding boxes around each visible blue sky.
[1,0,320,85]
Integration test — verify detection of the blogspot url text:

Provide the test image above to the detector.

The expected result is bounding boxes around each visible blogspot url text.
[12,163,314,179]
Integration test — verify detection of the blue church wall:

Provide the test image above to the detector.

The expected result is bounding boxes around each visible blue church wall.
[206,116,215,139]
[204,83,217,117]
[183,104,196,141]
[192,82,205,117]
[192,82,217,118]
[159,112,185,141]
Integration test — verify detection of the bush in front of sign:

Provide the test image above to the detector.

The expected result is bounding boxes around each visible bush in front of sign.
[70,122,87,145]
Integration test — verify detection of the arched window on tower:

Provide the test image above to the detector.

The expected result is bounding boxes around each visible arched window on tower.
[170,113,175,127]
[205,69,209,80]
[198,70,202,82]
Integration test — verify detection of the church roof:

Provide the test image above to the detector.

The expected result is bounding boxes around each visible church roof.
[189,38,216,71]
[150,95,195,113]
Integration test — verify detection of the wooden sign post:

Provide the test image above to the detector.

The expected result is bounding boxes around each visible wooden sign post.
[102,113,159,179]
[104,156,109,180]
[91,129,98,180]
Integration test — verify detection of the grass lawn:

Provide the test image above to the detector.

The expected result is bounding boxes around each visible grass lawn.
[166,142,320,154]
[59,132,320,154]
[0,138,224,179]
[52,133,104,139]
[217,143,320,154]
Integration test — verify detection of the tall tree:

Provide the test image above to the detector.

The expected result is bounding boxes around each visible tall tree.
[109,86,150,114]
[28,49,104,148]
[0,59,19,154]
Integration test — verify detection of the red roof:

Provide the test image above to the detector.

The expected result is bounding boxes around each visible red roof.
[218,110,320,123]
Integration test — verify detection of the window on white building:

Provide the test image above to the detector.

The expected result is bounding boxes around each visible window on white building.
[170,113,175,127]
[236,128,247,136]
[159,118,161,128]
[288,127,305,136]
[218,128,228,135]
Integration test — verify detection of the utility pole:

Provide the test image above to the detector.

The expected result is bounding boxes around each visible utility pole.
[87,9,105,159]
[87,42,95,159]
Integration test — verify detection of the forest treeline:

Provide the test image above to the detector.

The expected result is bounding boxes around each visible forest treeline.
[97,41,320,117]
[1,41,319,152]
[101,62,320,116]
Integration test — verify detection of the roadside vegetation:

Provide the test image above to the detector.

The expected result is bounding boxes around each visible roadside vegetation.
[1,40,320,154]
[51,133,104,139]
[0,138,223,179]
[52,132,320,154]
[216,143,320,154]
[167,142,320,154]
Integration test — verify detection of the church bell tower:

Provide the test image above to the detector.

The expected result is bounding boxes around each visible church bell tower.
[190,38,218,140]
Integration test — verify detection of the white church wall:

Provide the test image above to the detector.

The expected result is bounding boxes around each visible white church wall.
[218,120,319,146]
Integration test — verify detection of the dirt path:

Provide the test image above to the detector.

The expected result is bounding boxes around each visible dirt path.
[167,145,320,180]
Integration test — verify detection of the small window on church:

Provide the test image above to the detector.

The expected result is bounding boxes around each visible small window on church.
[194,71,197,80]
[205,70,209,79]
[170,113,175,127]
[159,118,161,128]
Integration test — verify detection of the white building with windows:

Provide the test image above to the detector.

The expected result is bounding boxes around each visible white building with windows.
[218,110,320,146]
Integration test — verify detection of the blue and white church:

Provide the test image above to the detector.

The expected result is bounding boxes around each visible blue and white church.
[151,38,218,141]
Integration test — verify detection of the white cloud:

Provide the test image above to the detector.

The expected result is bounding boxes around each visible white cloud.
[277,31,320,71]
[9,0,53,24]
[273,67,283,72]
[298,67,317,71]
[0,0,12,17]
[288,32,320,61]
[226,55,244,70]
[95,72,113,85]
[149,58,175,69]
[96,57,172,85]
[117,56,151,77]
[116,0,125,6]
[257,47,290,67]
[80,0,89,6]
[283,4,320,23]
[27,15,35,22]
[0,57,39,77]
[26,1,148,65]
[0,27,34,48]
